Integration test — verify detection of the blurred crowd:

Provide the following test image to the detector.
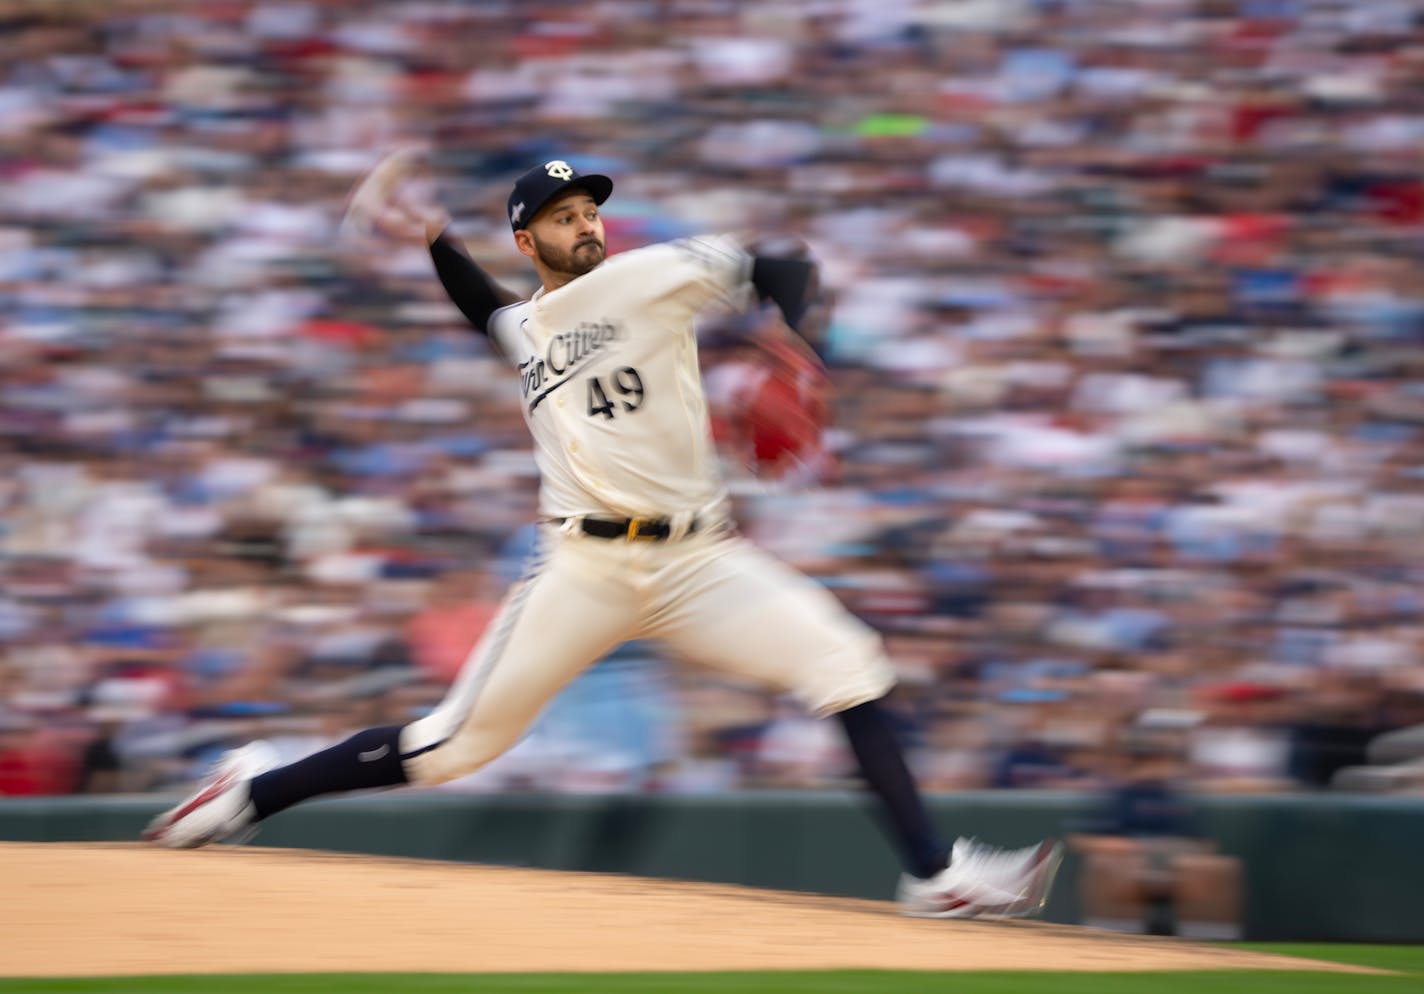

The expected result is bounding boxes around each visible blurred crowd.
[2,0,1424,799]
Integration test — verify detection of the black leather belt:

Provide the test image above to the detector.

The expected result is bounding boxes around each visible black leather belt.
[561,517,698,541]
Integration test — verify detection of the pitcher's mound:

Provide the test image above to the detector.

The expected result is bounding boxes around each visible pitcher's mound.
[0,842,1361,977]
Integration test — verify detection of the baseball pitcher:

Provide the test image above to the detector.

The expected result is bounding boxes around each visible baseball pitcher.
[145,153,1061,918]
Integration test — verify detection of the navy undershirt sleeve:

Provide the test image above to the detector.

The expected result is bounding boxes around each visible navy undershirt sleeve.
[750,254,817,334]
[429,229,522,338]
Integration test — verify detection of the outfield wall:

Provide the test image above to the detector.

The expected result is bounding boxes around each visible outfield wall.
[2,791,1419,942]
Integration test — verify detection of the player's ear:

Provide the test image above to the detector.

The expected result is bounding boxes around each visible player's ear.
[513,229,536,259]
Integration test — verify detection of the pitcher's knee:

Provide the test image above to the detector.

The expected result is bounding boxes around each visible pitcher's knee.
[798,634,897,717]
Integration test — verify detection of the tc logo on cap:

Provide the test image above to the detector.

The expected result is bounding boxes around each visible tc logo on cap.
[544,160,574,181]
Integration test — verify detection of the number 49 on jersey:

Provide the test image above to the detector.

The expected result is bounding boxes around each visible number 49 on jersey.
[587,366,644,419]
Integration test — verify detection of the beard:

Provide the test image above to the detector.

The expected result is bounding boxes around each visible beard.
[533,233,605,277]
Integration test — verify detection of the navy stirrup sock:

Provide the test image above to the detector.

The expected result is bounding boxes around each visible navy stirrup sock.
[248,725,408,821]
[837,699,950,879]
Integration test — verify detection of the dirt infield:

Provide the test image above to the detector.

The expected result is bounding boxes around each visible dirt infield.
[0,842,1366,977]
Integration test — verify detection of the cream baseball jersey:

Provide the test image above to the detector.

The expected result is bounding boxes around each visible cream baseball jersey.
[488,234,752,520]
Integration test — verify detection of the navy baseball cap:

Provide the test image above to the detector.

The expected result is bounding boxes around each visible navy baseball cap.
[506,159,613,232]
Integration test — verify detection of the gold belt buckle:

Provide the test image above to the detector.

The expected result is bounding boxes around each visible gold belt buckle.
[626,517,655,540]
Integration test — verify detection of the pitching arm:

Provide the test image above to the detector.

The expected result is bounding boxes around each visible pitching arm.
[428,228,523,341]
[341,147,521,344]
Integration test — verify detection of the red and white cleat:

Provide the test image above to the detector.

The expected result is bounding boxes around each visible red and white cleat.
[142,742,279,849]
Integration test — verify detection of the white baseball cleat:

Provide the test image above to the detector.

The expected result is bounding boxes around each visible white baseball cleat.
[1004,838,1064,918]
[897,836,1064,919]
[142,742,279,849]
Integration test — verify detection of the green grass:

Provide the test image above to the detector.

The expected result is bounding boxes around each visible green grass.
[2,946,1419,994]
[1243,944,1424,975]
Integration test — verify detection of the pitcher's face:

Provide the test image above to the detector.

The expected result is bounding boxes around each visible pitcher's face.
[518,190,605,278]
